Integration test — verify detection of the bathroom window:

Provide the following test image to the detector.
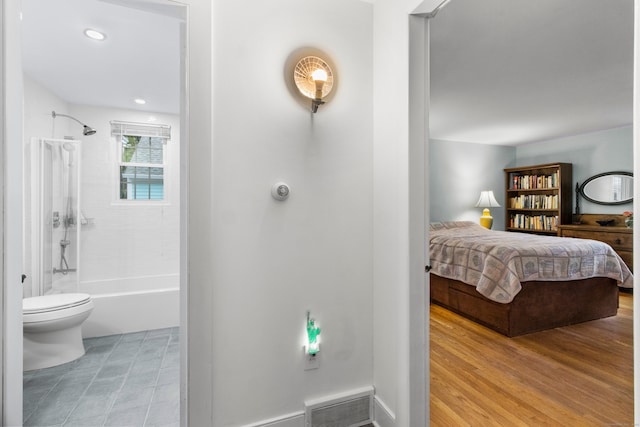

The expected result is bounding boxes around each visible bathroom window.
[119,135,165,200]
[111,121,171,201]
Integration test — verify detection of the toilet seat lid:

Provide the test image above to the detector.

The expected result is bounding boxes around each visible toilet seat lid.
[23,293,92,314]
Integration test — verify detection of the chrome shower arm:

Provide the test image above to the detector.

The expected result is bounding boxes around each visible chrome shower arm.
[52,111,83,126]
[52,111,97,136]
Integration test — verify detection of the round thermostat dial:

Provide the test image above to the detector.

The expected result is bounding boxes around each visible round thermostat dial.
[271,182,291,201]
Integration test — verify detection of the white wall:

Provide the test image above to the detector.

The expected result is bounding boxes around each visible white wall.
[372,1,427,426]
[429,139,516,231]
[184,1,212,425]
[199,0,374,424]
[4,0,24,423]
[23,76,71,141]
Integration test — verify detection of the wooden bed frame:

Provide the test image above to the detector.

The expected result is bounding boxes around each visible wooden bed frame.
[430,274,619,337]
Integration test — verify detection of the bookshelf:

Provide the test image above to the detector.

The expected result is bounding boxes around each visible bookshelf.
[504,163,573,234]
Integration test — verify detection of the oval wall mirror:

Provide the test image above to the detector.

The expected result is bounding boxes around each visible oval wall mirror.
[579,171,633,205]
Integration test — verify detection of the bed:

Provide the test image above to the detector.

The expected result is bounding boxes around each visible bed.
[429,221,633,336]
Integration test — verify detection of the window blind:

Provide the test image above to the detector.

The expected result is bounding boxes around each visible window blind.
[110,120,171,139]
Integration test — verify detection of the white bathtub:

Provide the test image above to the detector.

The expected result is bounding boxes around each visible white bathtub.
[80,274,179,338]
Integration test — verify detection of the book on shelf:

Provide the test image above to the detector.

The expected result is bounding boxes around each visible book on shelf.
[509,171,558,190]
[509,214,559,231]
[509,194,558,209]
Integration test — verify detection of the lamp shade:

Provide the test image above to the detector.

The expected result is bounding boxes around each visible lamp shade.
[475,190,501,208]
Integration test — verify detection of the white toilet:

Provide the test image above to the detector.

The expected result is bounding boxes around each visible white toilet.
[23,293,94,371]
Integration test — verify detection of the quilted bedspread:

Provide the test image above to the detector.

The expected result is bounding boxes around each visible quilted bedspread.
[430,221,633,303]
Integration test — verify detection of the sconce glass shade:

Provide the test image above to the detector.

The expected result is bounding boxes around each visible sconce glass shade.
[294,56,334,100]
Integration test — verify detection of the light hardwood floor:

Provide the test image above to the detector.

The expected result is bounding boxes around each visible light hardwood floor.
[430,292,633,426]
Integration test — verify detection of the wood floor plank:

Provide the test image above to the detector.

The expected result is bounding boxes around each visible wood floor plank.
[430,293,633,426]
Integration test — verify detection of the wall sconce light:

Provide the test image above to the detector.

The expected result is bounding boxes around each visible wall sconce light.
[475,190,501,229]
[294,56,334,113]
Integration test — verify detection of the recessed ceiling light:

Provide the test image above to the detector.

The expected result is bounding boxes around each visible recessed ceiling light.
[84,29,106,41]
[134,98,146,105]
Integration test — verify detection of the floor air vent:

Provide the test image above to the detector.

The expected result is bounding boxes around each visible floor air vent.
[304,386,373,427]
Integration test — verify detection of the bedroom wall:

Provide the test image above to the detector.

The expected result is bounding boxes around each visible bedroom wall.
[515,125,633,215]
[206,1,374,425]
[429,139,516,231]
[429,126,633,228]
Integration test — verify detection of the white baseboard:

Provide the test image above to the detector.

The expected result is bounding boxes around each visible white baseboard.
[240,411,305,427]
[236,391,395,427]
[373,395,396,427]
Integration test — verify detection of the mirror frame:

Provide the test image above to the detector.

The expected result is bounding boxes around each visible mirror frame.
[578,171,633,205]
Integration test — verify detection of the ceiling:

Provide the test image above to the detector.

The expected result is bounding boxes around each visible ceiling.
[429,0,634,145]
[21,0,183,115]
[21,0,634,146]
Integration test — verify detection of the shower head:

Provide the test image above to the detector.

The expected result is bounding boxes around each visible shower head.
[52,111,97,136]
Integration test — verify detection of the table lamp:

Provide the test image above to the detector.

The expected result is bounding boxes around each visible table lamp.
[475,190,501,229]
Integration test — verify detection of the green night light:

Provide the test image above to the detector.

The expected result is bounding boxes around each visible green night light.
[306,311,321,356]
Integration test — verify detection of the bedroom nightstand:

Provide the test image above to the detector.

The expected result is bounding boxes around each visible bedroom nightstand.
[558,214,633,272]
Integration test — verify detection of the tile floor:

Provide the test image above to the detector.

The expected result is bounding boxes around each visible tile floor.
[23,327,180,427]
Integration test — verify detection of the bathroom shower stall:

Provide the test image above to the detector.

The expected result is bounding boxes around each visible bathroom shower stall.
[23,105,181,339]
[29,137,82,297]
